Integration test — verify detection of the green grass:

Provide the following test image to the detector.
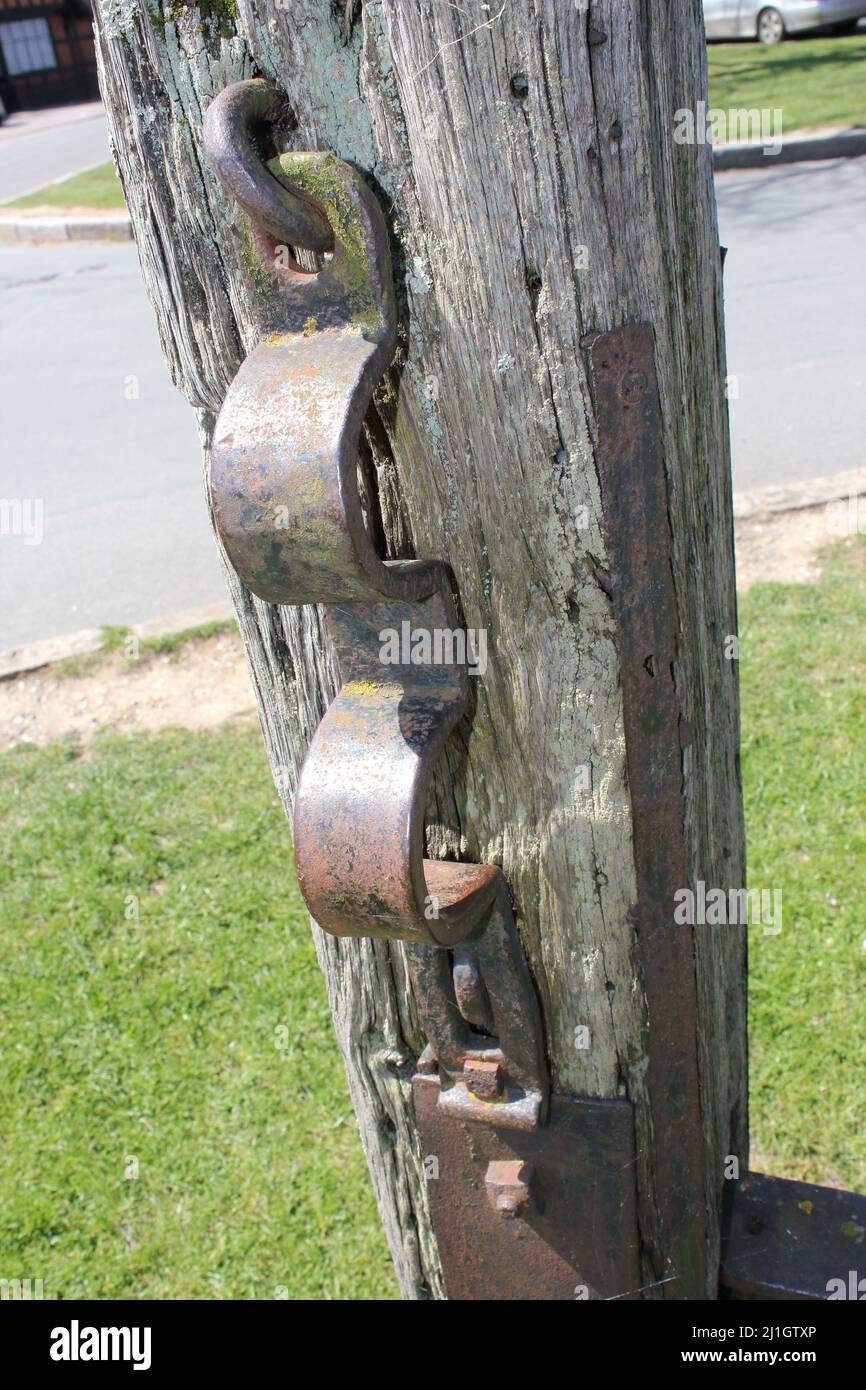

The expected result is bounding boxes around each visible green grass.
[0,726,395,1300]
[135,621,236,658]
[2,537,865,1297]
[99,619,237,660]
[55,622,237,679]
[708,33,866,132]
[741,536,866,1189]
[7,162,126,212]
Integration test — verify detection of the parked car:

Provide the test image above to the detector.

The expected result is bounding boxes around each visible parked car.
[704,1,866,44]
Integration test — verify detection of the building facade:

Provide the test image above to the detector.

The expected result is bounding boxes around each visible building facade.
[0,0,98,113]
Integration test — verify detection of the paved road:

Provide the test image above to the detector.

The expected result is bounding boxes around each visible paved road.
[0,242,224,650]
[1,155,863,648]
[716,155,866,494]
[0,103,110,204]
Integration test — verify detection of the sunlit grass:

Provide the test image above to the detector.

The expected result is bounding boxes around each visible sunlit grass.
[8,162,126,212]
[708,33,866,132]
[0,726,396,1299]
[740,536,866,1188]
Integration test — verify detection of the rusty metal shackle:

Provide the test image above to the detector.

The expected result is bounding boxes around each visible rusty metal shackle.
[205,82,438,608]
[202,78,334,256]
[203,80,504,948]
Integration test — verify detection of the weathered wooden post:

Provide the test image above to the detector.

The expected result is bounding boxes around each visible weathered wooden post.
[96,0,750,1298]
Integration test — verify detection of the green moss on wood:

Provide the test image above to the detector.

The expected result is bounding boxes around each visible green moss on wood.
[270,153,383,333]
[148,0,238,41]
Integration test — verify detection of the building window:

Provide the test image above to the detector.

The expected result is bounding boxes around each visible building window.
[0,19,58,77]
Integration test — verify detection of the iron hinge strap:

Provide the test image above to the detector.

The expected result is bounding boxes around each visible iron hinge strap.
[202,78,548,1121]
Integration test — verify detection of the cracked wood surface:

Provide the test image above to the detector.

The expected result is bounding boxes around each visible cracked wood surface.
[95,0,747,1299]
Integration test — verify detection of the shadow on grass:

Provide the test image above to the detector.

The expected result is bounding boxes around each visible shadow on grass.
[708,30,866,76]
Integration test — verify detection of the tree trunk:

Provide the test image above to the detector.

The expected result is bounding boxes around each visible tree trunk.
[94,0,746,1299]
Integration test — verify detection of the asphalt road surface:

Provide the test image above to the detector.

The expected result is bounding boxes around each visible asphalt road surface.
[716,155,866,495]
[1,156,863,648]
[0,103,110,204]
[0,242,223,650]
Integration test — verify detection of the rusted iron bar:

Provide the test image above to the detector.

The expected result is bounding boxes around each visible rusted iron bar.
[587,324,708,1299]
[721,1172,866,1300]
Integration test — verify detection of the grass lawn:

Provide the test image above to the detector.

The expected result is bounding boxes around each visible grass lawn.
[0,726,395,1300]
[7,162,126,212]
[708,32,866,131]
[741,536,866,1190]
[1,538,864,1297]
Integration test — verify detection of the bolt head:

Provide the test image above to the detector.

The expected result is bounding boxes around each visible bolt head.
[485,1160,535,1220]
[619,371,647,406]
[463,1057,503,1100]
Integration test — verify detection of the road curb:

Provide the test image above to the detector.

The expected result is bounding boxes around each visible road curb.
[714,128,866,171]
[0,131,861,241]
[0,601,235,682]
[0,213,132,244]
[5,470,866,680]
[733,466,866,522]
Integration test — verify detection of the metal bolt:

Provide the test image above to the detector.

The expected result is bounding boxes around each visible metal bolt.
[619,371,647,406]
[463,1057,503,1100]
[484,1160,535,1220]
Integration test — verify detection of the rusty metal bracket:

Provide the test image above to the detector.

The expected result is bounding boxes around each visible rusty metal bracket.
[413,1075,641,1300]
[203,78,547,1047]
[203,79,639,1300]
[721,1172,866,1301]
